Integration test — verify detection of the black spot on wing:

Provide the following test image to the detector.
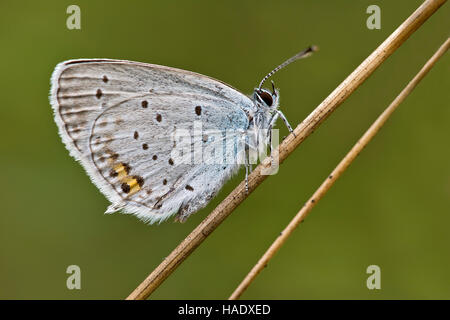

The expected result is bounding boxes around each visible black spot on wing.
[121,183,131,194]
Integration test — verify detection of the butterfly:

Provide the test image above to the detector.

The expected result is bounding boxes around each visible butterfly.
[50,46,316,224]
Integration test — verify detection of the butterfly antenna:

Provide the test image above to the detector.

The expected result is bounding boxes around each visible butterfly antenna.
[258,45,318,90]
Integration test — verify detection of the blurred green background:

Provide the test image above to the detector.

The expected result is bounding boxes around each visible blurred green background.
[0,0,449,299]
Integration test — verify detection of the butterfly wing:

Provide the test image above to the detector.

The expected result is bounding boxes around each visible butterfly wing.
[50,59,255,223]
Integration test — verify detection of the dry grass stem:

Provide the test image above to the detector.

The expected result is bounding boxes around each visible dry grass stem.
[126,0,447,300]
[229,37,450,300]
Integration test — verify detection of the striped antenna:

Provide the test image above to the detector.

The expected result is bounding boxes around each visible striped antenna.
[258,45,318,90]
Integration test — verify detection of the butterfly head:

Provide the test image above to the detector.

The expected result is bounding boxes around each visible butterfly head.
[253,81,279,110]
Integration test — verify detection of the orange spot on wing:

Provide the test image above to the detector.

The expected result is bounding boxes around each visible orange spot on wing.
[114,163,128,179]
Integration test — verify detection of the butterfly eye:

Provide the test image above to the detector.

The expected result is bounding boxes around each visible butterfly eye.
[258,90,273,106]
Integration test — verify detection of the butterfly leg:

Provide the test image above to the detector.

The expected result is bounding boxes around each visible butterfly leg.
[244,135,250,194]
[276,109,296,137]
[268,129,274,167]
[267,113,280,166]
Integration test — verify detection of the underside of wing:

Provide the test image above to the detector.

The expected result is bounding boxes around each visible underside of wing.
[50,59,255,223]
